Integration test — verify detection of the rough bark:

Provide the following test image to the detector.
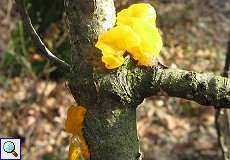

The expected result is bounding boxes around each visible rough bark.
[97,62,230,108]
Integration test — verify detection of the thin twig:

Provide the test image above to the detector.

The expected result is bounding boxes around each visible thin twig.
[15,0,71,71]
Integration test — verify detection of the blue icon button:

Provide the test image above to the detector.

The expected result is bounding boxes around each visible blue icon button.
[3,141,18,157]
[0,138,21,160]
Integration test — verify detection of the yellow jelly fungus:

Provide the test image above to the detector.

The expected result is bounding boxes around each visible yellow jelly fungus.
[68,135,90,160]
[127,20,163,65]
[68,143,81,160]
[102,54,125,69]
[117,3,157,26]
[95,3,162,69]
[95,25,141,69]
[65,106,90,160]
[65,106,86,134]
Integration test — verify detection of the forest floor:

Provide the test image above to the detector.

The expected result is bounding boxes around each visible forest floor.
[0,0,230,160]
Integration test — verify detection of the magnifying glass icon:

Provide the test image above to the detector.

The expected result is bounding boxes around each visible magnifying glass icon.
[3,141,18,157]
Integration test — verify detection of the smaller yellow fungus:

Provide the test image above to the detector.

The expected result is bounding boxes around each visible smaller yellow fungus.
[68,135,90,160]
[65,106,86,134]
[68,143,81,160]
[65,106,90,160]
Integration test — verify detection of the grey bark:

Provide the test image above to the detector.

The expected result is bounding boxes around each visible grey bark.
[97,63,230,108]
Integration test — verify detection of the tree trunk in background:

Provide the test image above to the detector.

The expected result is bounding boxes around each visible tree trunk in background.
[216,36,230,160]
[64,0,141,159]
[216,109,230,160]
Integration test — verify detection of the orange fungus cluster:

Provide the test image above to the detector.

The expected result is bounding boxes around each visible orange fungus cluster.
[65,106,90,160]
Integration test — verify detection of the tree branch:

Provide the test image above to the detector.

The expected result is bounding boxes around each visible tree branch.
[15,0,71,71]
[96,61,230,108]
